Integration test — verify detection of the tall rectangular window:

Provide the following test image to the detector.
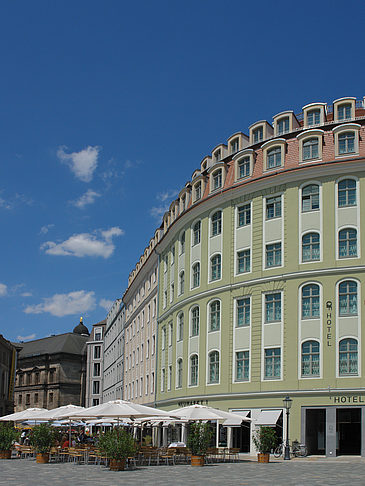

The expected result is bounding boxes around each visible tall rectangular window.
[337,103,352,120]
[266,196,281,219]
[264,348,281,379]
[93,363,100,377]
[237,204,251,227]
[307,109,320,126]
[236,351,249,381]
[237,249,250,273]
[238,157,250,179]
[253,126,263,143]
[236,298,250,327]
[266,242,282,267]
[277,117,289,135]
[265,293,281,322]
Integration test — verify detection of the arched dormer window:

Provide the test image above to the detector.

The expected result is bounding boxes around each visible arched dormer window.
[262,139,286,171]
[333,123,360,157]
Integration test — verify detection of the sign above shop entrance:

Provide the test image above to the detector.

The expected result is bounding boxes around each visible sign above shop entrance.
[330,395,365,404]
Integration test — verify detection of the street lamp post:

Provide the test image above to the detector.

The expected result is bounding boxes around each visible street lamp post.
[283,396,292,460]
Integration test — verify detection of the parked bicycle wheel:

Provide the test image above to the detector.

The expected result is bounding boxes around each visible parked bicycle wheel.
[273,444,283,458]
[297,445,308,457]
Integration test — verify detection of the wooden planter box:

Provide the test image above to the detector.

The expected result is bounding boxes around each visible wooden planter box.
[257,453,270,463]
[0,450,11,459]
[36,453,49,464]
[109,459,126,471]
[191,455,205,466]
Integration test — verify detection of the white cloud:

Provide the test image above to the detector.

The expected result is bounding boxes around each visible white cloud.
[71,189,101,209]
[157,189,178,202]
[0,283,7,296]
[150,204,169,221]
[99,298,113,311]
[17,333,36,341]
[24,290,96,317]
[57,145,101,182]
[21,292,32,297]
[0,192,33,210]
[40,227,124,259]
[39,224,55,235]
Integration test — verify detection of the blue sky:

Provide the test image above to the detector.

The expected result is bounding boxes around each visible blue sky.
[1,0,364,342]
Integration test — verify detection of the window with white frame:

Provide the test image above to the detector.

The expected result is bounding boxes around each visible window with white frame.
[208,351,219,383]
[267,146,282,169]
[179,271,185,295]
[236,351,249,381]
[238,157,250,179]
[339,281,358,316]
[209,300,220,332]
[230,138,239,154]
[236,297,250,327]
[337,103,352,121]
[266,196,281,219]
[192,221,201,246]
[302,284,320,318]
[302,233,320,262]
[302,184,319,212]
[338,131,355,154]
[170,282,174,302]
[169,322,173,347]
[307,108,320,126]
[192,262,200,288]
[211,254,221,281]
[265,293,281,322]
[194,181,202,201]
[211,210,222,236]
[214,149,221,161]
[237,203,251,227]
[264,348,281,379]
[212,169,222,191]
[253,126,263,143]
[180,232,186,254]
[163,290,167,308]
[277,117,289,135]
[190,354,198,386]
[338,228,357,258]
[237,249,250,273]
[177,313,184,341]
[161,368,165,392]
[338,179,357,207]
[265,242,282,267]
[191,306,200,337]
[301,341,320,377]
[302,137,319,161]
[161,326,166,350]
[177,359,183,388]
[339,338,358,376]
[168,366,172,390]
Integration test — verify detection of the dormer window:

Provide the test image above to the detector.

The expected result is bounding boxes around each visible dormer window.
[333,124,360,157]
[337,103,352,121]
[181,195,186,211]
[262,139,286,171]
[277,117,289,135]
[238,157,250,179]
[230,138,239,154]
[214,149,221,161]
[253,126,263,143]
[307,109,320,127]
[212,169,222,191]
[194,181,202,201]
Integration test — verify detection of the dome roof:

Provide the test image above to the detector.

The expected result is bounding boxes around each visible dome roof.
[73,317,89,336]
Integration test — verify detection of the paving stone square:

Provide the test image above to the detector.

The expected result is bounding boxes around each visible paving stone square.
[1,457,365,486]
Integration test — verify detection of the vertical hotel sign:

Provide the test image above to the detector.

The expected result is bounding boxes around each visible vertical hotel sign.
[326,301,333,347]
[8,348,16,400]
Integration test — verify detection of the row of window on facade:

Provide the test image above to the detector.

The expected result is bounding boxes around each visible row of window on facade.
[125,299,157,344]
[17,369,57,386]
[128,270,157,315]
[18,391,54,406]
[125,336,156,371]
[125,371,155,401]
[161,281,359,353]
[160,334,359,391]
[189,125,361,208]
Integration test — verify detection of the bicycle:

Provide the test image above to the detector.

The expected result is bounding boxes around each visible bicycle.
[274,440,308,458]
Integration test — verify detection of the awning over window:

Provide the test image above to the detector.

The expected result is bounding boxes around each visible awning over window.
[223,411,250,427]
[255,409,282,427]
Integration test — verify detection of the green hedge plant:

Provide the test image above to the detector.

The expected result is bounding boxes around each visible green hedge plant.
[98,428,137,461]
[187,422,213,456]
[252,426,278,454]
[0,423,19,451]
[31,423,56,454]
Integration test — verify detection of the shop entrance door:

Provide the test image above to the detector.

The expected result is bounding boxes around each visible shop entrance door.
[336,408,361,455]
[232,424,250,452]
[305,409,326,455]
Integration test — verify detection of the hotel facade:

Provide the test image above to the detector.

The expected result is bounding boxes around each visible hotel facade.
[143,96,365,456]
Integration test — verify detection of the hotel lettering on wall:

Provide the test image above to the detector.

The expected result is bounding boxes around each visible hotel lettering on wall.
[325,301,332,347]
[330,395,365,404]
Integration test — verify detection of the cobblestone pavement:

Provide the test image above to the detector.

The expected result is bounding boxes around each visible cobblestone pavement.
[1,457,365,486]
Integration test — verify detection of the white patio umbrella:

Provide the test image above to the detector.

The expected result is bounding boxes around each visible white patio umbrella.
[68,400,177,421]
[0,407,48,422]
[168,404,251,422]
[28,404,85,421]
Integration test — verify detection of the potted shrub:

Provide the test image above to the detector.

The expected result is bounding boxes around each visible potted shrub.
[187,422,212,466]
[253,426,277,463]
[98,428,137,471]
[0,423,19,459]
[31,423,56,463]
